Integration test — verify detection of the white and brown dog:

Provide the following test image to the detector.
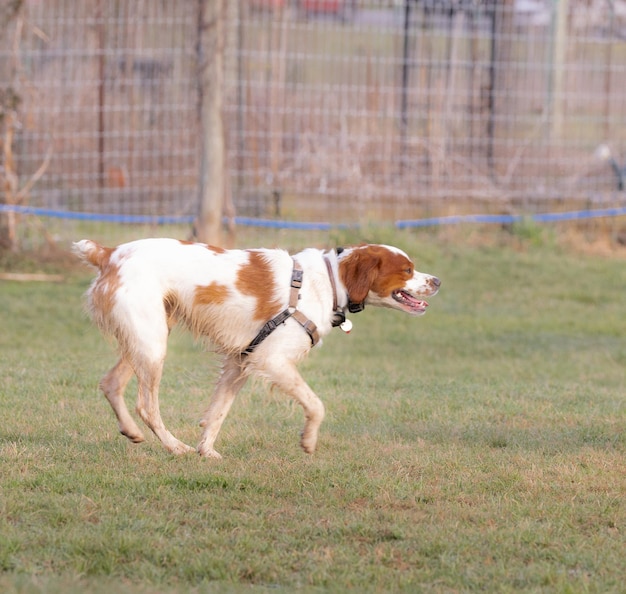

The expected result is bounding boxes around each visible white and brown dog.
[74,238,440,458]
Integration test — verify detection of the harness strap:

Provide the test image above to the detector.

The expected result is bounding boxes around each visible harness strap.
[243,259,319,355]
[291,310,320,346]
[243,309,292,355]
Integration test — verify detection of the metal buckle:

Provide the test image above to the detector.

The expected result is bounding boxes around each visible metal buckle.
[291,268,303,289]
[348,301,365,313]
[331,309,346,327]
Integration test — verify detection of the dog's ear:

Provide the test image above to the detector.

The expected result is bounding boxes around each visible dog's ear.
[340,247,381,305]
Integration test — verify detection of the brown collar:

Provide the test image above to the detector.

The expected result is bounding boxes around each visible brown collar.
[324,255,346,327]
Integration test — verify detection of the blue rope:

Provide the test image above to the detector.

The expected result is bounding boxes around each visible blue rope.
[3,203,626,230]
[395,207,626,228]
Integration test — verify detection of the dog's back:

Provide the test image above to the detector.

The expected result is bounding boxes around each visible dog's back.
[74,238,298,354]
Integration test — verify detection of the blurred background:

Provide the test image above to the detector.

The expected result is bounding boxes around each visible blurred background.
[0,0,625,250]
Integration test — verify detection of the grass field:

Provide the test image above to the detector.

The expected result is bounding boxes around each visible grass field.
[1,228,626,593]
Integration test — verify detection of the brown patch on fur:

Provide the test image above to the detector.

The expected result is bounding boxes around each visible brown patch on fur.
[370,249,414,297]
[163,291,180,328]
[193,282,229,307]
[177,240,224,254]
[90,255,123,318]
[339,246,413,303]
[85,243,114,268]
[338,247,380,304]
[236,250,282,322]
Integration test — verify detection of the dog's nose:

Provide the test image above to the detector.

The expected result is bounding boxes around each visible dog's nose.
[430,276,441,288]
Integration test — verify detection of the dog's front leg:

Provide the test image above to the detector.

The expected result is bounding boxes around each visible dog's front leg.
[197,356,248,459]
[261,356,325,454]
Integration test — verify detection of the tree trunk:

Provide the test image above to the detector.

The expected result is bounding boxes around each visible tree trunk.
[0,2,24,251]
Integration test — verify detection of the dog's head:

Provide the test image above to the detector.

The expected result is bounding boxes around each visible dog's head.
[338,244,440,315]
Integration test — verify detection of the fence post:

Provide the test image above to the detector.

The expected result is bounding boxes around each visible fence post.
[550,0,569,140]
[487,0,514,180]
[196,0,227,245]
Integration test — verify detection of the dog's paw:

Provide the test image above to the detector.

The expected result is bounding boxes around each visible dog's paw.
[169,441,195,456]
[120,429,146,444]
[300,432,317,454]
[197,442,223,459]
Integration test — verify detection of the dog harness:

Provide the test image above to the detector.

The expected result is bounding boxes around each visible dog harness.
[243,259,320,355]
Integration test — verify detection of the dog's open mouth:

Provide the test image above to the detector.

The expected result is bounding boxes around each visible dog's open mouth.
[392,289,428,314]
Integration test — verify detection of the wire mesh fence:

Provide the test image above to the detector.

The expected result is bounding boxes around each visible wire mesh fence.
[1,0,625,247]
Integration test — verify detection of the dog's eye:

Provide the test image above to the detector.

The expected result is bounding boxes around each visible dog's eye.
[405,268,413,275]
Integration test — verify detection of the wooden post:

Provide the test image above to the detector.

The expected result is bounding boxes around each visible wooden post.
[97,0,105,200]
[196,0,227,245]
[551,0,569,140]
[268,4,287,190]
[487,0,514,179]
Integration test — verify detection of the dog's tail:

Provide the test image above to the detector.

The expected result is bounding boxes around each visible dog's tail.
[72,239,112,269]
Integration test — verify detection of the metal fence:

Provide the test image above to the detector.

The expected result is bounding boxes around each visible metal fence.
[1,0,625,239]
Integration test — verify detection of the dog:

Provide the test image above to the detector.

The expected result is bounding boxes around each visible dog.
[74,238,440,458]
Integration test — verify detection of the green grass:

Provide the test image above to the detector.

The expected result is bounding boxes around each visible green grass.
[2,230,626,593]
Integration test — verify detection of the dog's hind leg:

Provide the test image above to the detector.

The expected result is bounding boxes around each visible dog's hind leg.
[100,357,145,443]
[131,352,195,456]
[118,312,194,456]
[197,355,248,459]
